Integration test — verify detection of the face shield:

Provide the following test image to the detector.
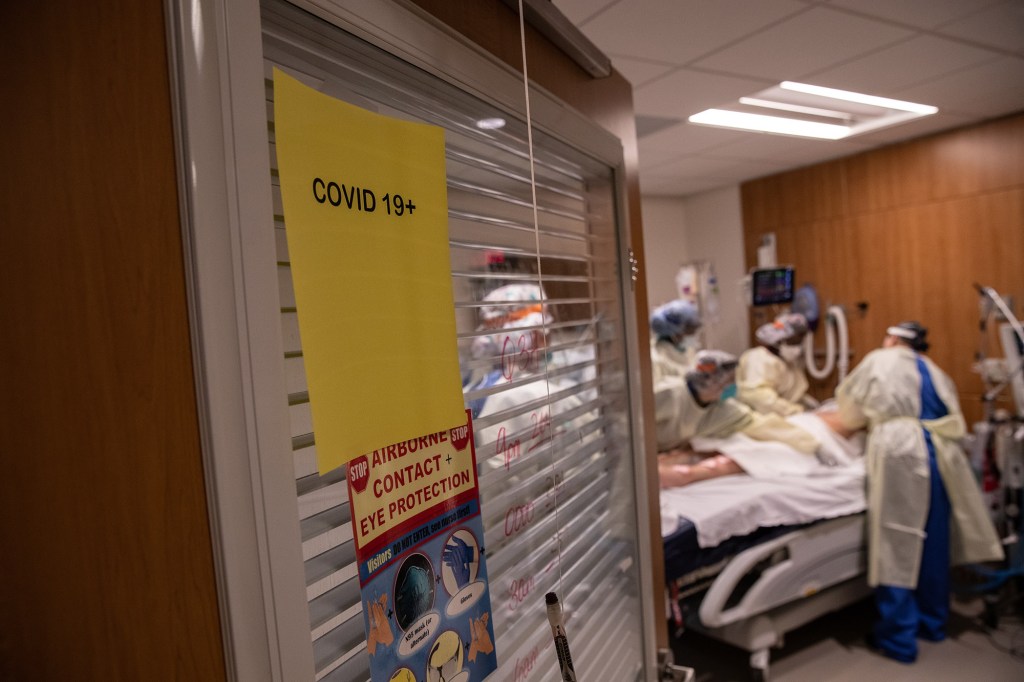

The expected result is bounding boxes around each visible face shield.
[756,313,809,366]
[687,350,739,403]
[885,321,929,352]
[472,284,552,378]
[426,631,464,682]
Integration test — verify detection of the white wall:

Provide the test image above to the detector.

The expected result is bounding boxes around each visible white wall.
[641,187,750,356]
[640,196,688,310]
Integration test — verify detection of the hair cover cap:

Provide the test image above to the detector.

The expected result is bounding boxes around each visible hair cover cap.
[478,284,550,328]
[650,299,702,339]
[686,349,738,387]
[755,313,809,347]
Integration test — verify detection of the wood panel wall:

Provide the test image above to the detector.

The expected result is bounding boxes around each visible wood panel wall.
[742,113,1024,424]
[0,2,226,679]
[407,0,666,646]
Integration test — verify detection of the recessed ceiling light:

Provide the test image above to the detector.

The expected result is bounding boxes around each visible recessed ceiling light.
[476,117,506,130]
[688,81,937,139]
[689,109,850,139]
[738,97,852,121]
[780,81,937,115]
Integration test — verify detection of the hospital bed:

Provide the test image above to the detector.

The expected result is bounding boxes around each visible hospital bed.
[661,426,870,680]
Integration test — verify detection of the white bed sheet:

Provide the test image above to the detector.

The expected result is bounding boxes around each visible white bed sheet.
[662,412,868,547]
[660,463,866,547]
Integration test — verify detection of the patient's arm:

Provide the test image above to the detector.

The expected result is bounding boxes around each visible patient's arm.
[658,453,743,488]
[657,447,701,466]
[814,408,862,439]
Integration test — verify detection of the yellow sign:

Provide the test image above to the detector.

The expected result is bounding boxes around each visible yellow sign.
[273,68,465,473]
[347,418,476,555]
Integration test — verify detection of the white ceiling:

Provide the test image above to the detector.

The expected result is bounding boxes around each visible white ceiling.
[552,0,1024,197]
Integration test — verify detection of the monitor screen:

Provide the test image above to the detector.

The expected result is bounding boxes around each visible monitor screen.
[751,267,795,306]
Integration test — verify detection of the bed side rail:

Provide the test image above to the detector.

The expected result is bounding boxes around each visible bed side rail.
[699,514,866,628]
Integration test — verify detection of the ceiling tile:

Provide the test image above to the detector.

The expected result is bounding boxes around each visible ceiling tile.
[555,0,1024,197]
[561,0,807,65]
[647,176,740,196]
[825,0,1005,30]
[696,134,820,162]
[692,6,916,81]
[649,154,785,180]
[935,1,1024,55]
[638,123,746,168]
[551,0,620,25]
[806,34,999,94]
[898,56,1024,118]
[634,68,770,117]
[699,133,869,165]
[609,55,677,87]
[851,111,978,145]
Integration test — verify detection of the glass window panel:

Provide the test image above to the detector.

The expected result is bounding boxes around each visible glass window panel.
[260,1,646,679]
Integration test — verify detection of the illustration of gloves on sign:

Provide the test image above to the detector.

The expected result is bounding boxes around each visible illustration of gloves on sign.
[441,529,487,619]
[366,593,394,656]
[442,533,476,587]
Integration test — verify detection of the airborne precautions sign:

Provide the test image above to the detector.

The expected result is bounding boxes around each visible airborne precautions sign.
[348,410,498,681]
[272,67,465,473]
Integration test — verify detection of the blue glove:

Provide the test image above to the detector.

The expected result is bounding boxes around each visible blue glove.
[442,536,475,586]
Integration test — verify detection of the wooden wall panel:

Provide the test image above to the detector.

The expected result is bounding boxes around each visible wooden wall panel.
[845,141,934,213]
[742,113,1024,424]
[741,176,785,230]
[927,116,1024,199]
[0,1,226,679]
[741,162,847,230]
[777,163,849,224]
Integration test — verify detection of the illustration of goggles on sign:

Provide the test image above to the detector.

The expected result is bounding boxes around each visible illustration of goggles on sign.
[426,631,466,682]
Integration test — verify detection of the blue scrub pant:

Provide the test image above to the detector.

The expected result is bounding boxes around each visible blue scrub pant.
[873,440,951,662]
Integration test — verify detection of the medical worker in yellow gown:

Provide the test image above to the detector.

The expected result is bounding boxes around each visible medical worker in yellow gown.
[836,321,1003,663]
[738,313,813,416]
[655,349,821,486]
[649,298,703,384]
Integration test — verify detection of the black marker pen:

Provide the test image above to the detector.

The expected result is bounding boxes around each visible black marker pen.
[545,592,577,682]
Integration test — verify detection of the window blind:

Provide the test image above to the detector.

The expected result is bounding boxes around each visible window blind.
[262,2,646,679]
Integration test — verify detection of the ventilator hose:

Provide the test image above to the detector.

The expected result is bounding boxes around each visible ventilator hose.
[804,315,836,380]
[832,305,850,382]
[804,305,849,380]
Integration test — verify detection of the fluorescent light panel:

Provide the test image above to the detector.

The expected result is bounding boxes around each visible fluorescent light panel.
[780,81,937,114]
[688,81,937,140]
[738,97,853,121]
[689,109,850,140]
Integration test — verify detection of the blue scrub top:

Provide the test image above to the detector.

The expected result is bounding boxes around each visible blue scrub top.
[916,356,948,452]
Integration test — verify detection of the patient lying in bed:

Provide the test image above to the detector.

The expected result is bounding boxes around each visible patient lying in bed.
[659,407,863,488]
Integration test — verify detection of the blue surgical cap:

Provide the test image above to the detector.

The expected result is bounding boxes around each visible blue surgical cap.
[650,299,701,339]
